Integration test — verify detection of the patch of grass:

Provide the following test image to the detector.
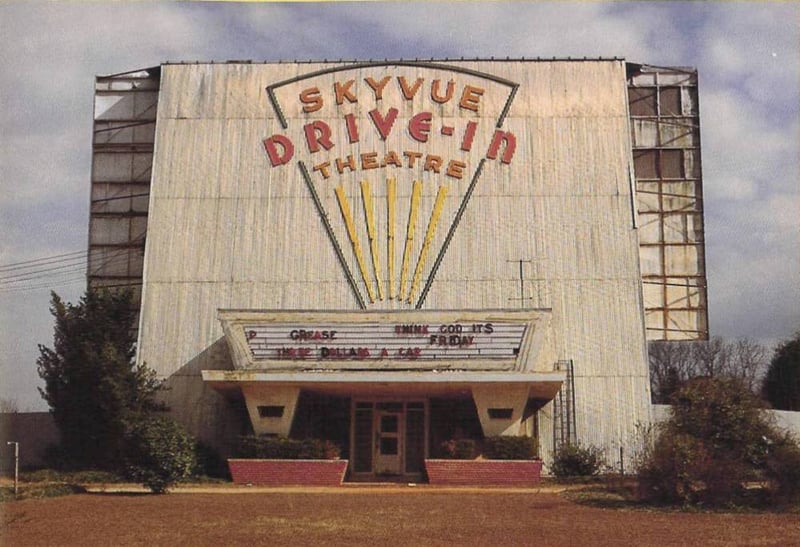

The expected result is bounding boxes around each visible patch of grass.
[21,469,125,484]
[183,475,231,485]
[563,483,800,514]
[563,485,645,510]
[1,483,86,502]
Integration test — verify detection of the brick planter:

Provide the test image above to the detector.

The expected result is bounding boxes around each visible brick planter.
[425,459,543,487]
[228,459,349,486]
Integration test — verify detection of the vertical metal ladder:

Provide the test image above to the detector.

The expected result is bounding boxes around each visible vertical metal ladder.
[553,359,577,447]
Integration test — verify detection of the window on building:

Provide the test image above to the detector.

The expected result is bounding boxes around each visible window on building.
[629,87,657,117]
[487,408,514,419]
[257,405,285,418]
[659,87,682,116]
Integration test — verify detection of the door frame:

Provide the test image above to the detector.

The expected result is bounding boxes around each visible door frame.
[374,406,403,475]
[349,398,429,480]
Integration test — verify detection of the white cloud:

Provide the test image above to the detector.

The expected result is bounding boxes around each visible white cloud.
[0,1,798,408]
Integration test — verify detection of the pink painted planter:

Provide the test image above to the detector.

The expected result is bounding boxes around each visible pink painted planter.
[425,459,543,487]
[228,459,349,486]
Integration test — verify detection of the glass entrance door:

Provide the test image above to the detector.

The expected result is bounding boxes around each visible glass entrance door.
[351,400,427,478]
[374,406,403,475]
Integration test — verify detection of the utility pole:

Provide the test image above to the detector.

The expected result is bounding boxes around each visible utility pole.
[7,441,19,496]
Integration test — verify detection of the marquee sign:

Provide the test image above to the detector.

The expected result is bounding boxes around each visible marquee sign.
[262,62,519,310]
[244,321,526,362]
[218,309,552,373]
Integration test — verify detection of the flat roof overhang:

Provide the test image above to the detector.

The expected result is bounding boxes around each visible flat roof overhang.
[202,370,565,399]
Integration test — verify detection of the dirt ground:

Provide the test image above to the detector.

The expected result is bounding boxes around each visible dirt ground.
[3,486,800,546]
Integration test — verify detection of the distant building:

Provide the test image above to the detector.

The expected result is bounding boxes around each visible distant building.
[88,59,707,479]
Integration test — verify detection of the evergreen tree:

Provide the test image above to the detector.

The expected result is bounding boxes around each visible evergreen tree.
[763,331,800,411]
[37,289,162,468]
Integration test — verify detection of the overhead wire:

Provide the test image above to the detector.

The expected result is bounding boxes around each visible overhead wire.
[0,250,88,272]
[0,242,144,294]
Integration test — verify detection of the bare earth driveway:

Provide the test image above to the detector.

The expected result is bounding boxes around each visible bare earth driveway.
[3,486,800,546]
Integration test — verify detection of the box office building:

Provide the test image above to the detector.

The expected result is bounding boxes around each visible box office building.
[88,59,707,478]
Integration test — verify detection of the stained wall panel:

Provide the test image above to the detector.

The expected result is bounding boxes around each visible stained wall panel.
[135,60,653,453]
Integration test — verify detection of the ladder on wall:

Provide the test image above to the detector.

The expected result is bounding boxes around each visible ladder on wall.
[553,360,577,447]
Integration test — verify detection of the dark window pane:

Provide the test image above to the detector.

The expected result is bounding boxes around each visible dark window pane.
[380,437,398,455]
[257,405,284,418]
[354,409,372,472]
[405,409,425,473]
[634,150,658,179]
[661,149,683,179]
[381,414,398,433]
[629,87,657,116]
[488,408,514,419]
[660,87,681,116]
[377,402,402,411]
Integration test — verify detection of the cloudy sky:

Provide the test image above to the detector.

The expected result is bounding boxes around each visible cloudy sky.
[1,1,797,411]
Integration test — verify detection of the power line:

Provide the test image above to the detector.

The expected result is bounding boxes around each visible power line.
[0,255,90,282]
[0,250,142,285]
[0,244,145,294]
[0,250,88,271]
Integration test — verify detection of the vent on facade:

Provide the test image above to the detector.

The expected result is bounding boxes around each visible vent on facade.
[552,359,577,447]
[487,408,514,420]
[257,405,285,418]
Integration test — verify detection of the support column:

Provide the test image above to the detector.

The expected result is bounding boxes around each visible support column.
[241,385,300,436]
[471,384,530,436]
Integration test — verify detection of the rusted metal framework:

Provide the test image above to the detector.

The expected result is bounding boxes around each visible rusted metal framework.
[88,68,159,323]
[627,64,709,341]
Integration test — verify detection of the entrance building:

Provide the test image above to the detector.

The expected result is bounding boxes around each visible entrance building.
[203,309,564,479]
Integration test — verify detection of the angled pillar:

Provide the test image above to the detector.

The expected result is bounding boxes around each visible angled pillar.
[241,385,300,436]
[472,384,531,437]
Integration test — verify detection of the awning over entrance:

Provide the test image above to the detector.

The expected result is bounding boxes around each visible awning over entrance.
[202,370,564,399]
[204,309,564,440]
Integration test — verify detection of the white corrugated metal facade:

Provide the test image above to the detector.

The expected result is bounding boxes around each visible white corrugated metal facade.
[99,59,675,470]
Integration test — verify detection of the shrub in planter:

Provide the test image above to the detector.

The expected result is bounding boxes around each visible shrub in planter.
[237,436,341,459]
[551,443,604,477]
[483,436,537,460]
[193,441,229,478]
[440,439,477,459]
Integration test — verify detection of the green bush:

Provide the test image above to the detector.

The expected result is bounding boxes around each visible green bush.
[123,414,197,493]
[440,439,477,459]
[637,377,800,507]
[551,443,605,477]
[764,432,800,504]
[238,436,341,459]
[193,441,229,478]
[483,436,537,460]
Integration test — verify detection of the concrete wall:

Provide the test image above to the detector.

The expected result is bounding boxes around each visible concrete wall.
[136,60,652,458]
[772,409,800,436]
[653,404,800,439]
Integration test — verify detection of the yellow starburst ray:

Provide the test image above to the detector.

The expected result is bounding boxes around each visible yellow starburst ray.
[408,184,448,304]
[398,180,422,301]
[335,185,376,303]
[360,180,384,301]
[386,178,397,300]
